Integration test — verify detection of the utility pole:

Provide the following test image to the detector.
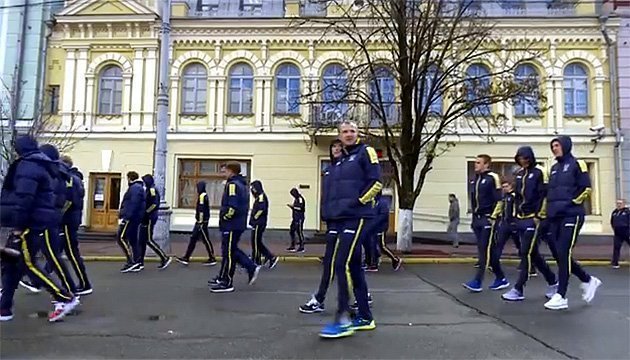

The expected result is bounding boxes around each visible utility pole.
[153,0,172,252]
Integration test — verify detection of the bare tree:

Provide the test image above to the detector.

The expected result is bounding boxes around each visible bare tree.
[0,75,82,185]
[296,0,546,251]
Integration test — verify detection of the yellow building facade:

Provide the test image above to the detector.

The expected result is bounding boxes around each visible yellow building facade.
[46,0,619,235]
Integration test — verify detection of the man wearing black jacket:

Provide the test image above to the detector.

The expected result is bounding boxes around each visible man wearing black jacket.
[611,199,630,268]
[287,188,306,252]
[139,174,171,270]
[175,180,216,266]
[250,180,277,268]
[118,171,146,273]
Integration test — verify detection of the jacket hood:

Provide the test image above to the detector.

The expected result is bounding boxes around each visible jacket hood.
[251,180,264,195]
[514,146,537,168]
[550,135,573,159]
[70,167,84,180]
[329,139,342,162]
[142,174,155,187]
[196,180,206,194]
[39,144,59,161]
[15,135,39,156]
[290,188,300,198]
[230,174,247,187]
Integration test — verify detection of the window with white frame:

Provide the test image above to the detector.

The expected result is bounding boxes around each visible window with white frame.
[369,66,397,124]
[228,63,254,114]
[275,63,301,114]
[320,63,349,120]
[514,63,540,116]
[563,63,589,116]
[181,63,207,114]
[465,63,491,117]
[97,65,123,115]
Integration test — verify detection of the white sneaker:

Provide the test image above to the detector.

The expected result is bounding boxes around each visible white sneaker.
[19,280,42,294]
[545,283,558,299]
[544,293,568,310]
[580,276,602,304]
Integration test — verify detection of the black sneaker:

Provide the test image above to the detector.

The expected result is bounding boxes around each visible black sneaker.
[299,296,325,314]
[350,293,374,310]
[392,258,402,271]
[202,258,217,266]
[296,247,305,253]
[210,283,234,293]
[366,265,378,272]
[19,280,42,293]
[248,265,262,285]
[120,263,136,273]
[130,264,144,273]
[268,257,279,269]
[158,257,172,270]
[208,276,222,286]
[286,247,296,252]
[174,257,189,266]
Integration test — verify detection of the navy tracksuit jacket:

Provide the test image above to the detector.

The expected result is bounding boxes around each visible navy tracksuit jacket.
[138,175,168,264]
[610,207,630,265]
[250,180,273,265]
[117,179,146,265]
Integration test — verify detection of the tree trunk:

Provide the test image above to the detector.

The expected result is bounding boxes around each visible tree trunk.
[396,208,413,253]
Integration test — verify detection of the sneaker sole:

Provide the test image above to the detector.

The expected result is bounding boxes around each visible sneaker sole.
[49,298,80,322]
[462,284,482,292]
[174,259,189,266]
[544,304,568,310]
[351,321,376,331]
[501,295,525,301]
[19,282,42,294]
[202,262,218,266]
[249,266,261,285]
[210,288,235,293]
[393,259,402,271]
[490,283,510,291]
[299,307,324,314]
[319,329,355,339]
[269,258,279,269]
[158,258,172,270]
[583,278,602,303]
[76,288,93,296]
[0,315,14,321]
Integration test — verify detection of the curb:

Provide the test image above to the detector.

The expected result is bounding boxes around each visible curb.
[81,256,628,267]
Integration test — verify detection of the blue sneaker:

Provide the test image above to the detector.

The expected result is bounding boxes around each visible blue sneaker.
[501,288,525,301]
[319,322,354,339]
[489,278,510,291]
[351,317,376,331]
[462,279,482,292]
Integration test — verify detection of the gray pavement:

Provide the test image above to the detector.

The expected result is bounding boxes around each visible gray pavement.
[0,262,628,359]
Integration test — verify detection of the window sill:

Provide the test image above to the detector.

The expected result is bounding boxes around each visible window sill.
[565,115,593,120]
[180,113,207,117]
[273,113,301,117]
[226,113,254,117]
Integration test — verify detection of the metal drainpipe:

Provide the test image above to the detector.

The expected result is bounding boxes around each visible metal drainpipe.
[600,16,624,202]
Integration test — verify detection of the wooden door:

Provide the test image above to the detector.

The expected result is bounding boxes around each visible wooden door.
[88,173,121,232]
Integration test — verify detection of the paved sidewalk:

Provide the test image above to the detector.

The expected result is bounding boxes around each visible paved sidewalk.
[77,238,626,262]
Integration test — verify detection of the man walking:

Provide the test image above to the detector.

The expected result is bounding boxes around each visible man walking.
[250,180,277,268]
[139,174,171,270]
[287,188,306,252]
[319,121,380,339]
[462,154,509,293]
[544,136,601,310]
[209,162,261,293]
[610,199,630,268]
[175,181,217,266]
[447,194,460,248]
[369,193,402,272]
[502,146,558,302]
[117,171,146,273]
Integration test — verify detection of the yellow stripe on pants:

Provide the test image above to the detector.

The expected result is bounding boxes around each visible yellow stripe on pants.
[64,225,87,288]
[44,229,72,292]
[345,219,365,295]
[20,229,70,301]
[485,223,496,271]
[568,216,580,273]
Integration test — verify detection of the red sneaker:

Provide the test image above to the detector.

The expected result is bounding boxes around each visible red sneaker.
[48,297,80,322]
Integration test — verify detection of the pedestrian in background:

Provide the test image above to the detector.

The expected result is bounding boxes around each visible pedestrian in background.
[447,194,460,248]
[610,199,630,269]
[176,180,217,266]
[117,171,146,273]
[139,174,171,270]
[287,188,306,253]
[249,180,277,268]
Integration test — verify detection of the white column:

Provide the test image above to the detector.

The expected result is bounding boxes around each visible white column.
[216,79,225,131]
[503,100,514,129]
[122,74,132,128]
[130,48,145,130]
[255,78,264,128]
[143,48,158,131]
[61,49,76,128]
[262,77,273,129]
[594,78,605,126]
[169,76,179,131]
[84,76,95,130]
[545,81,555,132]
[208,76,218,129]
[553,77,564,131]
[73,48,88,129]
[496,102,505,131]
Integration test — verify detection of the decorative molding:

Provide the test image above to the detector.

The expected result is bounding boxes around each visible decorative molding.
[552,50,605,78]
[264,50,310,77]
[214,50,264,76]
[311,51,356,77]
[170,50,214,76]
[86,52,133,76]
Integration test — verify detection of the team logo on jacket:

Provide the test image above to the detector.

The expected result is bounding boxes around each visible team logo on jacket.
[528,173,534,179]
[563,164,570,172]
[348,155,356,162]
[481,179,486,184]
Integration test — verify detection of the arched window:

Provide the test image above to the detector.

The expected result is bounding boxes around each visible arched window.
[97,65,123,115]
[466,64,491,116]
[320,63,348,120]
[563,63,589,116]
[274,63,301,114]
[228,63,254,114]
[419,66,442,116]
[514,63,539,116]
[181,63,207,114]
[369,66,396,123]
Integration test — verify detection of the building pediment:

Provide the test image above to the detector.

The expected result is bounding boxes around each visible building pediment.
[57,0,157,18]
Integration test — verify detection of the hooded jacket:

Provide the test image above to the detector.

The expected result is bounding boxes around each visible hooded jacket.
[249,180,269,227]
[514,146,548,219]
[119,179,146,223]
[499,191,516,225]
[195,180,210,223]
[321,140,342,223]
[469,170,502,219]
[142,174,160,224]
[0,136,59,230]
[547,136,591,218]
[220,174,249,232]
[327,142,383,220]
[39,144,73,227]
[290,188,305,221]
[61,162,85,226]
